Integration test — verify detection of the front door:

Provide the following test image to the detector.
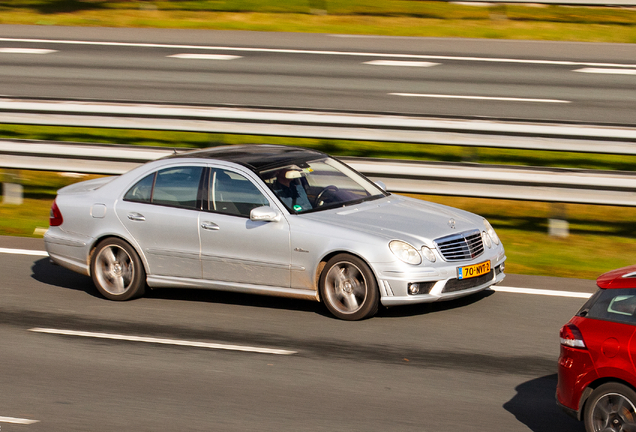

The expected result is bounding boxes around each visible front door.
[200,167,291,287]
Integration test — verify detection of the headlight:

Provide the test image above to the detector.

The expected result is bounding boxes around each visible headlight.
[421,246,436,263]
[389,240,422,265]
[483,219,500,245]
[481,231,492,249]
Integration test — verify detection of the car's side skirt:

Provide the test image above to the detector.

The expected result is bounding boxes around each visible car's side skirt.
[146,275,320,301]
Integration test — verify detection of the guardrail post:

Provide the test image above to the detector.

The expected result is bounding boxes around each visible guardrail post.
[1,169,23,205]
[489,4,508,21]
[548,202,569,238]
[309,0,327,15]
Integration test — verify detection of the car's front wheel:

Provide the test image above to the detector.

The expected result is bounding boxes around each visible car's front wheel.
[319,254,379,320]
[584,382,636,432]
[91,238,146,301]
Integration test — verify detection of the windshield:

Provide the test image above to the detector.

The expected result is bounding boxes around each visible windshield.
[259,157,388,214]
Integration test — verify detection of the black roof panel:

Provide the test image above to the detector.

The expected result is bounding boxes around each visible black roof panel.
[166,145,326,171]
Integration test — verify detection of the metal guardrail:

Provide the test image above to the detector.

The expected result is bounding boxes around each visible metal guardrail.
[2,99,636,206]
[2,139,636,207]
[2,98,636,155]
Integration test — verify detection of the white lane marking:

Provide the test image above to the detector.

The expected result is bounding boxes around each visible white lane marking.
[0,416,39,425]
[364,60,440,67]
[575,67,636,75]
[0,247,48,257]
[167,53,242,60]
[29,328,297,355]
[491,286,592,299]
[0,48,57,54]
[0,247,597,300]
[1,37,635,68]
[391,93,571,104]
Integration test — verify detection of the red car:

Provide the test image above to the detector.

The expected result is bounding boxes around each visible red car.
[558,265,636,432]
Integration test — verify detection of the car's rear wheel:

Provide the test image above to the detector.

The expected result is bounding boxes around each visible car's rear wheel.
[319,254,379,321]
[584,382,636,432]
[91,238,145,301]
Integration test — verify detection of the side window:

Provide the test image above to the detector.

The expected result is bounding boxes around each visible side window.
[124,172,155,203]
[209,169,269,217]
[583,288,636,324]
[152,166,204,209]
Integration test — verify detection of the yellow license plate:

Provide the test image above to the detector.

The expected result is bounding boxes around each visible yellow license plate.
[458,261,491,280]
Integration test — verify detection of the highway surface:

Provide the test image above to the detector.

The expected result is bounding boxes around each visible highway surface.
[1,235,598,431]
[0,25,635,125]
[0,24,630,431]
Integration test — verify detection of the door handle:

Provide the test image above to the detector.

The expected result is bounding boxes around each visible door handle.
[127,213,145,222]
[201,222,220,231]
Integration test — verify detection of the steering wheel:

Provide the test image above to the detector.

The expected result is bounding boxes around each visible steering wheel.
[315,185,339,207]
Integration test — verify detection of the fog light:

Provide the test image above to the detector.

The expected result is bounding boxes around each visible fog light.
[500,262,505,273]
[408,283,420,295]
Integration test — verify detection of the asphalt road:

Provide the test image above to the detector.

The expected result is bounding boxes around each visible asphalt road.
[0,25,635,125]
[0,235,598,431]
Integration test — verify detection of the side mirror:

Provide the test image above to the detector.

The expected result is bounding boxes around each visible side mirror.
[375,180,387,192]
[250,206,282,222]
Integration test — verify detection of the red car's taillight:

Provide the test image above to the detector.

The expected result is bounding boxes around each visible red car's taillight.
[560,323,587,349]
[49,199,63,227]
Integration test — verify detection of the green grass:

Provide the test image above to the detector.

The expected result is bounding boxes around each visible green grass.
[0,0,634,43]
[2,179,635,279]
[3,125,635,280]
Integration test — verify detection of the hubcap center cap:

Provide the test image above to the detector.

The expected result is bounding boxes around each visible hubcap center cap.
[342,281,353,293]
[112,263,122,276]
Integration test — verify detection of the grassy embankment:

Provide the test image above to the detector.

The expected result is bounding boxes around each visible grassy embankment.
[0,1,635,278]
[0,0,635,42]
[2,125,636,280]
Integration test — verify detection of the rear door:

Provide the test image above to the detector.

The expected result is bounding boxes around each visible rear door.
[116,164,205,278]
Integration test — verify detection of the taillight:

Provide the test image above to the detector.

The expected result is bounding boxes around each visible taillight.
[560,323,586,349]
[50,199,63,227]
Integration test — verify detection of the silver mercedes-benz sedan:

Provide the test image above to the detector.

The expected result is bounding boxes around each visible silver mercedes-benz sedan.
[45,145,506,320]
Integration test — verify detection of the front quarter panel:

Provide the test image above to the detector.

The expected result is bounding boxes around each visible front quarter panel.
[288,215,394,291]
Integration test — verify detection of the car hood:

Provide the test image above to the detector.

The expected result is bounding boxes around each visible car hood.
[302,196,483,244]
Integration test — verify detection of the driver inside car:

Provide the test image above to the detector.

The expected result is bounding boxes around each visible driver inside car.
[271,168,313,212]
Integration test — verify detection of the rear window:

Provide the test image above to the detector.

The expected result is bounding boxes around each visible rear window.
[578,288,636,325]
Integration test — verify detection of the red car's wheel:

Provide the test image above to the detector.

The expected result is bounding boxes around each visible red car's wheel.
[584,382,636,432]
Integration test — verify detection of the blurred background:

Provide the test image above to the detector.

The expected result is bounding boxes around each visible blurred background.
[1,0,635,280]
[2,3,636,432]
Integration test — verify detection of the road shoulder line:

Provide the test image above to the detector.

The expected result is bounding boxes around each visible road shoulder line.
[0,247,48,256]
[490,286,591,299]
[29,328,297,355]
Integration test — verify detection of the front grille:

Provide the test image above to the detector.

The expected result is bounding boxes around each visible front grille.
[434,229,484,262]
[443,270,494,293]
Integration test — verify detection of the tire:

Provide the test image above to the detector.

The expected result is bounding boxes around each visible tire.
[91,238,146,301]
[319,254,379,321]
[584,382,636,432]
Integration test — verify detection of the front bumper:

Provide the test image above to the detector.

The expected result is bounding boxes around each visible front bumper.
[376,254,506,307]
